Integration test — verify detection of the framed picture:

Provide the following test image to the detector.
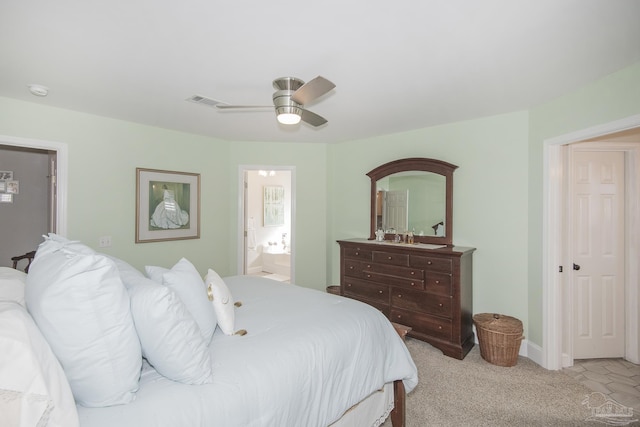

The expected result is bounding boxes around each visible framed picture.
[263,185,285,227]
[136,168,200,243]
[6,181,19,194]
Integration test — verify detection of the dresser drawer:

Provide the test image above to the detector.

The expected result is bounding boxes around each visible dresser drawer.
[372,251,409,266]
[344,259,368,278]
[364,271,425,291]
[366,263,424,280]
[391,287,452,318]
[391,308,452,340]
[425,272,452,296]
[344,247,372,260]
[410,255,452,273]
[343,277,389,304]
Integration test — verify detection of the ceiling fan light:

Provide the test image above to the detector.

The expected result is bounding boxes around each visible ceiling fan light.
[277,113,301,125]
[275,106,302,125]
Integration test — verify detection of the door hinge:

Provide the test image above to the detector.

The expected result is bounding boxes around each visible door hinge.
[559,266,563,273]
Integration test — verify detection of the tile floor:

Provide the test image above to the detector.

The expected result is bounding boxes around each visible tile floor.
[563,358,640,414]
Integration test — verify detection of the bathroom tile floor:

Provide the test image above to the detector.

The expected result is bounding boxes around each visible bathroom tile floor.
[563,358,640,414]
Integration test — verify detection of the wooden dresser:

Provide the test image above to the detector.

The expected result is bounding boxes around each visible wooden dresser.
[337,238,475,360]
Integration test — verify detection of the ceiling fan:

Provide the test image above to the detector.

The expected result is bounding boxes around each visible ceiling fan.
[216,76,335,127]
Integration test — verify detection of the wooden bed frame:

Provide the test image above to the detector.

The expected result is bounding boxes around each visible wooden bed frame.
[391,380,406,426]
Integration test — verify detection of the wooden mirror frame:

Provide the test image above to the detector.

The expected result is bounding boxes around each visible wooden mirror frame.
[367,157,458,246]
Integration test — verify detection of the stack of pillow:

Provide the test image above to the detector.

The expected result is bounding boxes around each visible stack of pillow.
[0,263,80,426]
[0,233,238,424]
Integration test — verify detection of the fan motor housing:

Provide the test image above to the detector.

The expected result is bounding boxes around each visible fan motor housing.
[273,88,302,117]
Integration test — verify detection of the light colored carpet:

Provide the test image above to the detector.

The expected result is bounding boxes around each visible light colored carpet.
[381,338,621,426]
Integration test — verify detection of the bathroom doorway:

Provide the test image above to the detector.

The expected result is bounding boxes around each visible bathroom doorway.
[237,166,295,283]
[0,135,67,267]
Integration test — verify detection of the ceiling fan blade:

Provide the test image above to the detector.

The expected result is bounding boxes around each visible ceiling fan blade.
[216,104,272,109]
[291,76,335,105]
[300,109,328,127]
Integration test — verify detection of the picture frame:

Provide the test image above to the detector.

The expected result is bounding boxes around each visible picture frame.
[136,168,200,243]
[263,185,285,227]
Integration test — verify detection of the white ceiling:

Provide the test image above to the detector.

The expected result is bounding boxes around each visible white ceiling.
[1,1,639,144]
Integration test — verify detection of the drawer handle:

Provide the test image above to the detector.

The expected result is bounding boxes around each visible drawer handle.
[438,303,443,307]
[397,294,402,298]
[378,290,383,294]
[410,282,415,286]
[355,251,360,256]
[347,284,352,287]
[387,256,392,260]
[428,261,432,265]
[435,280,440,284]
[438,325,443,330]
[349,266,354,270]
[367,264,371,268]
[366,274,371,278]
[396,315,402,320]
[410,271,415,275]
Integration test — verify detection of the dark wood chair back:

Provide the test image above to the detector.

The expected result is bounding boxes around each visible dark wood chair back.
[11,250,36,273]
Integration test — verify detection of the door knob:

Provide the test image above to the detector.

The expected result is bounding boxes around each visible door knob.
[573,263,581,271]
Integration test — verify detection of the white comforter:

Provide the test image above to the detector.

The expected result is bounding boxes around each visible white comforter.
[77,276,418,427]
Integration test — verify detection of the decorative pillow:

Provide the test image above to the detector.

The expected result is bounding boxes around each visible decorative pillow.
[125,274,213,384]
[0,267,27,307]
[205,269,235,335]
[25,239,142,407]
[160,258,217,343]
[0,301,79,427]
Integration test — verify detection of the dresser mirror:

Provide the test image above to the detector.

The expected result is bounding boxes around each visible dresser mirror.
[367,158,457,246]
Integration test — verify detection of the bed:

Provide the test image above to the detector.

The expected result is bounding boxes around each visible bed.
[1,235,418,427]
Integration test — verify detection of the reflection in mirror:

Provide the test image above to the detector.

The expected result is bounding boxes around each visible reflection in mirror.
[368,158,457,246]
[376,172,446,237]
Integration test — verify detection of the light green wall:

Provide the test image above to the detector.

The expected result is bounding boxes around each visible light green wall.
[327,111,531,333]
[1,60,639,350]
[0,97,233,277]
[227,141,329,291]
[526,61,640,345]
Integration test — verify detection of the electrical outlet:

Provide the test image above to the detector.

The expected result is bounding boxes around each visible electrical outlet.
[98,236,112,248]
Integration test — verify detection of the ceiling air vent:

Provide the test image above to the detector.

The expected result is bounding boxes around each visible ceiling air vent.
[186,95,225,108]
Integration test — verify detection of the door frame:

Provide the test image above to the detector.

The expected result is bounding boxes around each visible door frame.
[0,135,67,236]
[236,165,296,281]
[542,114,640,370]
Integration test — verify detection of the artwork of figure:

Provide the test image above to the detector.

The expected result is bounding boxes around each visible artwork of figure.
[150,185,189,229]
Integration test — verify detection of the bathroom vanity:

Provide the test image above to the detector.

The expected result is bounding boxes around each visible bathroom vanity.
[336,158,475,360]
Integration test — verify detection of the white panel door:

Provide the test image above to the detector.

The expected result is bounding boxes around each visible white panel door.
[384,190,408,232]
[572,151,625,359]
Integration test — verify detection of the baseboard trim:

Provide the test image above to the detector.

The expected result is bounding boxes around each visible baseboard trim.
[526,340,544,367]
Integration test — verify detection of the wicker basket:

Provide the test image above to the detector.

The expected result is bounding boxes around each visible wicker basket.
[326,285,340,295]
[473,313,524,367]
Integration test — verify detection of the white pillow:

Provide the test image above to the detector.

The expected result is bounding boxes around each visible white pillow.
[34,233,94,257]
[0,301,79,427]
[160,258,217,343]
[205,269,235,335]
[0,267,27,307]
[144,265,168,284]
[126,275,213,384]
[25,241,142,407]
